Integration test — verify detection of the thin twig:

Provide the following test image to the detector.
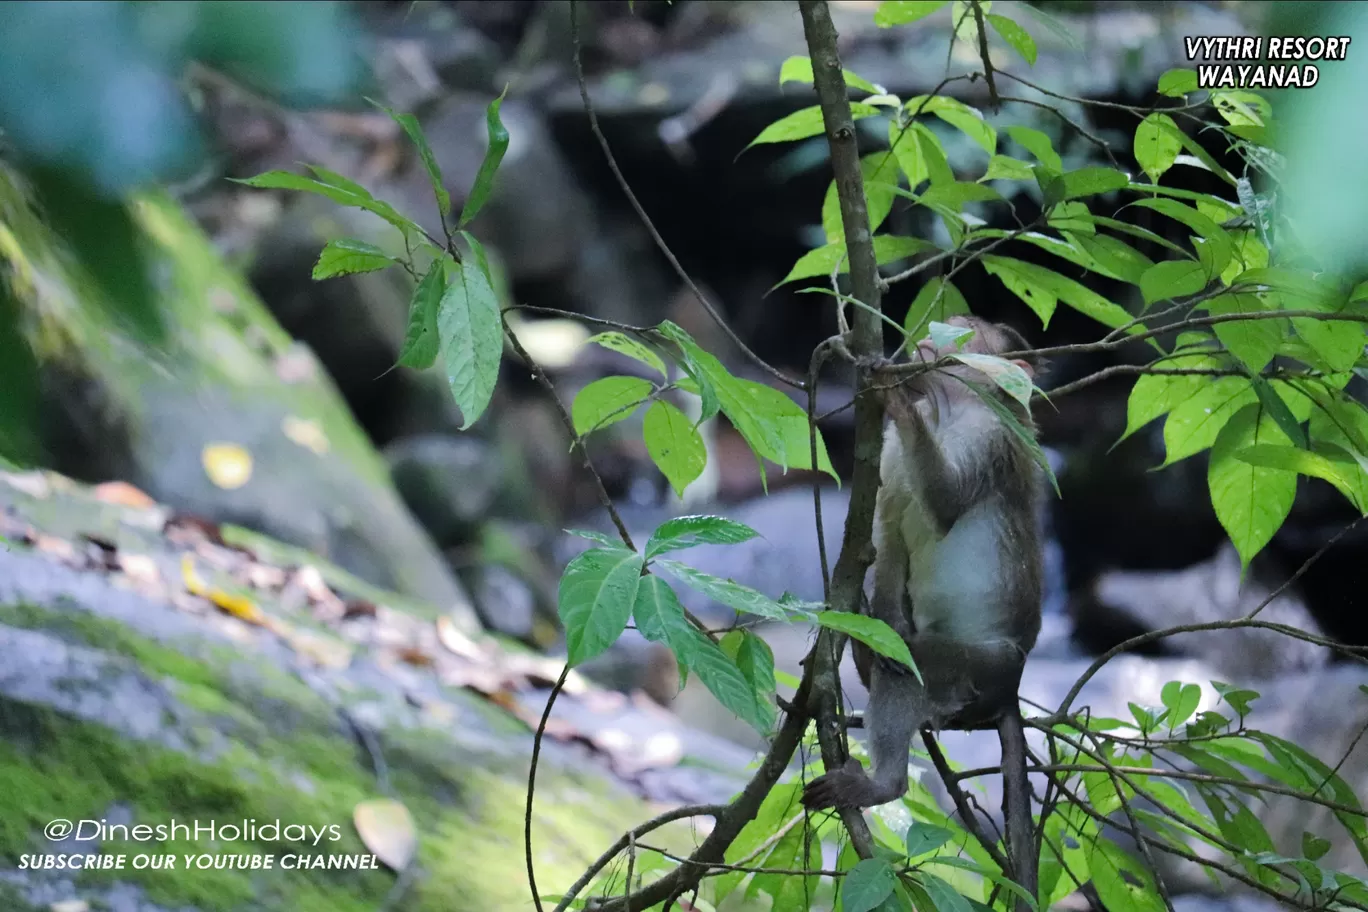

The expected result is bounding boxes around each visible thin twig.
[568,0,803,391]
[923,731,1013,874]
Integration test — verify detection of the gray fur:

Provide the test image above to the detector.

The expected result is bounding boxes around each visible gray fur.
[804,317,1044,810]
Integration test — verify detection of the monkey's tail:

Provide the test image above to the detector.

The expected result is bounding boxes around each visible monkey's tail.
[998,709,1038,912]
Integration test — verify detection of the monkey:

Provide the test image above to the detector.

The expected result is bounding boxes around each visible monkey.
[802,314,1045,817]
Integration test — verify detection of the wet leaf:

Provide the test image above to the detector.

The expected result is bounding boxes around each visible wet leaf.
[354,799,418,871]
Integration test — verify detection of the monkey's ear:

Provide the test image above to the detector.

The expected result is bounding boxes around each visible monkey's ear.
[1012,359,1034,378]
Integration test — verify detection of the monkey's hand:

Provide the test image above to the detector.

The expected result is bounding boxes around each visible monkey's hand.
[802,757,889,810]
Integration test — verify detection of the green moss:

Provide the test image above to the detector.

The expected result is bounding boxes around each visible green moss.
[0,602,653,910]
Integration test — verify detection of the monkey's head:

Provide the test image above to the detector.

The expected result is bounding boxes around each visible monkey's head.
[887,315,1043,420]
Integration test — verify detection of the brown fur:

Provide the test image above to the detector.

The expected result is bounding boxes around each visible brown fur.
[804,315,1044,809]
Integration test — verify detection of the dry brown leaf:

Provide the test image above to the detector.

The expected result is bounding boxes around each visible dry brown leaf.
[164,513,227,547]
[341,598,378,619]
[92,480,156,508]
[434,615,482,660]
[394,646,433,668]
[353,799,417,872]
[33,533,78,565]
[201,443,253,490]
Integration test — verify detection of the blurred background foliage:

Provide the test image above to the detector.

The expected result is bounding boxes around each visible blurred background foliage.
[0,0,368,462]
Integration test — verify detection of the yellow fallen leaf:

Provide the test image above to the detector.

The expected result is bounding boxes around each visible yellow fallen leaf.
[207,588,264,625]
[181,554,208,596]
[435,615,481,660]
[354,799,417,871]
[282,416,330,455]
[202,443,253,490]
[182,555,264,625]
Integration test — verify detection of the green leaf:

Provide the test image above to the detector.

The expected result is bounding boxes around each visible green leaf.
[458,229,494,286]
[1061,167,1131,200]
[566,528,623,548]
[586,331,667,379]
[1252,376,1308,448]
[724,628,777,703]
[1209,402,1296,567]
[460,89,510,227]
[571,376,654,436]
[1157,68,1200,97]
[874,234,937,266]
[1133,113,1183,184]
[920,181,1004,212]
[680,627,775,733]
[982,256,1056,325]
[1006,125,1062,172]
[559,547,645,665]
[813,611,919,678]
[1303,832,1332,863]
[1204,293,1283,372]
[1119,350,1222,442]
[874,0,949,27]
[646,515,759,560]
[374,100,451,216]
[906,822,955,857]
[823,154,901,242]
[311,238,393,280]
[1292,314,1366,373]
[1160,681,1202,730]
[1129,198,1232,277]
[1235,444,1366,513]
[778,235,935,286]
[1309,394,1368,511]
[905,277,970,340]
[777,55,881,95]
[981,155,1035,182]
[1070,233,1153,285]
[1088,839,1166,912]
[234,169,421,238]
[438,260,504,429]
[748,104,881,148]
[986,14,1037,65]
[632,573,693,691]
[843,858,897,912]
[1161,377,1257,466]
[929,319,975,350]
[642,400,707,500]
[906,95,996,155]
[918,873,974,912]
[397,260,445,369]
[1220,231,1269,286]
[655,559,790,621]
[950,353,1034,408]
[1140,260,1208,306]
[982,255,1134,330]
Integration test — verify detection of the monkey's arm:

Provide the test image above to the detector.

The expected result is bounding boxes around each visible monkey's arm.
[898,405,992,533]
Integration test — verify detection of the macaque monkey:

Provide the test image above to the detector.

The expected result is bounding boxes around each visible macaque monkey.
[803,315,1044,813]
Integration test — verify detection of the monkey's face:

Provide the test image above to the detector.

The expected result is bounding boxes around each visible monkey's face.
[908,316,1035,400]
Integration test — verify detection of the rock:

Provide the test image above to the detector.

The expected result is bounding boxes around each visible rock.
[1087,543,1330,679]
[0,469,753,910]
[471,564,536,640]
[385,434,502,548]
[0,168,479,634]
[246,193,470,443]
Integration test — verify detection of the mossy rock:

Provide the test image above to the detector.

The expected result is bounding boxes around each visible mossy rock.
[0,471,749,911]
[0,163,479,633]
